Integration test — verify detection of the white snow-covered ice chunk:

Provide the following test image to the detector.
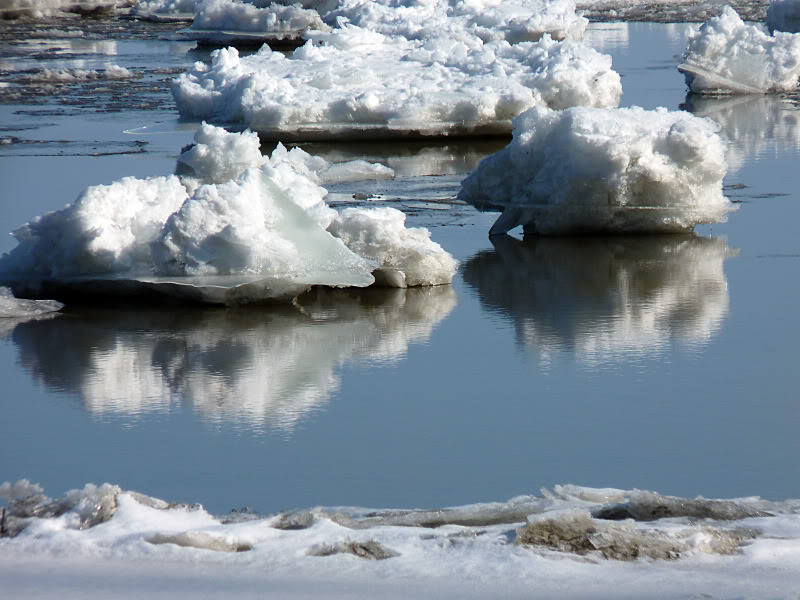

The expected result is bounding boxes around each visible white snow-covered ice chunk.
[178,122,266,184]
[152,165,376,286]
[20,65,134,82]
[0,287,63,318]
[0,176,189,278]
[325,0,587,45]
[268,142,394,185]
[768,0,800,33]
[328,207,458,287]
[171,28,620,140]
[189,0,328,37]
[0,0,129,19]
[679,6,800,94]
[459,105,733,235]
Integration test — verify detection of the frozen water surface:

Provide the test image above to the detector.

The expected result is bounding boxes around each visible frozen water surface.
[1,13,800,598]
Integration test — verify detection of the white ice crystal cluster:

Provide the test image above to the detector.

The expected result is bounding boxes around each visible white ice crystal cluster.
[459,106,733,235]
[0,124,457,303]
[679,6,800,94]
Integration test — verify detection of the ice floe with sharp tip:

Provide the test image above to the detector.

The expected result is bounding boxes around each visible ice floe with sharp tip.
[679,6,800,94]
[458,105,733,235]
[171,27,620,141]
[0,124,456,304]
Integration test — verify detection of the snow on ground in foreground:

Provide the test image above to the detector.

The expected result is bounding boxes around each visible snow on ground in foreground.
[0,124,456,303]
[172,27,620,140]
[459,105,733,235]
[1,481,799,598]
[679,6,800,94]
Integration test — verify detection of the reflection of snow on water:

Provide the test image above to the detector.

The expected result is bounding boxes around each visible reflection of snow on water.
[9,286,456,430]
[463,235,735,365]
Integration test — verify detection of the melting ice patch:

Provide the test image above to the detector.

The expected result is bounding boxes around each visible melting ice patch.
[2,480,799,597]
[459,105,733,235]
[172,28,621,140]
[7,286,456,429]
[679,6,800,94]
[462,235,734,364]
[0,125,456,303]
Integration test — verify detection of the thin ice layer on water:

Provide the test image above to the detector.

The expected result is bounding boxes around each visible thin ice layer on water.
[458,105,733,235]
[679,6,800,94]
[0,125,456,303]
[172,27,620,140]
[324,0,588,45]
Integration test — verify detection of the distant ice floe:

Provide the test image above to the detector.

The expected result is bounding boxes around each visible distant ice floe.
[0,124,457,304]
[18,65,135,82]
[459,105,733,235]
[0,287,62,319]
[172,27,621,141]
[2,480,799,596]
[679,6,800,94]
[7,286,455,429]
[0,0,132,19]
[463,235,734,365]
[767,0,800,33]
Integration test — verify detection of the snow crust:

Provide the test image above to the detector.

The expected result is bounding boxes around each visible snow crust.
[0,287,63,319]
[462,235,733,363]
[2,480,799,598]
[459,105,733,235]
[0,125,456,303]
[679,6,800,94]
[7,286,456,428]
[324,0,588,45]
[172,28,620,140]
[767,0,800,33]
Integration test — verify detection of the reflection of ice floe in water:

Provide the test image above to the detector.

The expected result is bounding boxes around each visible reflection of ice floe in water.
[8,285,456,430]
[462,235,735,364]
[683,94,800,172]
[2,480,799,596]
[582,21,629,52]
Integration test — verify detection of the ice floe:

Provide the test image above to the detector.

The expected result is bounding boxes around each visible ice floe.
[679,6,800,94]
[5,286,455,429]
[459,105,733,235]
[0,125,456,304]
[0,0,131,19]
[462,235,734,364]
[2,480,799,597]
[172,25,620,140]
[0,287,62,319]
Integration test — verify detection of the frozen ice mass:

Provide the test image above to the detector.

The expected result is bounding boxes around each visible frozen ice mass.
[2,480,799,598]
[679,6,800,94]
[0,124,457,303]
[459,105,733,235]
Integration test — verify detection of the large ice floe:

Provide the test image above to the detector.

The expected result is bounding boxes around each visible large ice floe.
[2,481,799,597]
[678,6,800,94]
[6,286,455,429]
[463,235,734,364]
[172,22,621,140]
[459,105,734,235]
[0,124,457,304]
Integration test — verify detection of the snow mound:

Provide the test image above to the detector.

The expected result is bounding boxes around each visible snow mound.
[325,0,587,45]
[458,105,733,235]
[0,125,452,304]
[679,6,800,94]
[767,0,800,33]
[172,28,620,141]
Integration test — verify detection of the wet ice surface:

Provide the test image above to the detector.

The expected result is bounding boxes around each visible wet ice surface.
[0,16,799,596]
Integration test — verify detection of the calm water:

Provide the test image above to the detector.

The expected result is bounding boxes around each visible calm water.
[1,22,798,514]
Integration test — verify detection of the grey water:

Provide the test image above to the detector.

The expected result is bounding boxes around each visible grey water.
[0,21,798,515]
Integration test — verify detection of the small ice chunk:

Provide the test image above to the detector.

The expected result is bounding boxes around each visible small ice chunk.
[458,105,733,235]
[767,0,800,33]
[0,287,63,318]
[328,207,458,287]
[592,490,773,521]
[307,539,398,560]
[679,6,800,94]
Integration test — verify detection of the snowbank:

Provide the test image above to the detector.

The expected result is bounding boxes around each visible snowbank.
[2,481,799,598]
[679,6,800,94]
[767,0,800,33]
[7,286,455,428]
[325,0,588,45]
[172,28,620,140]
[458,105,733,235]
[0,125,456,304]
[463,235,733,364]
